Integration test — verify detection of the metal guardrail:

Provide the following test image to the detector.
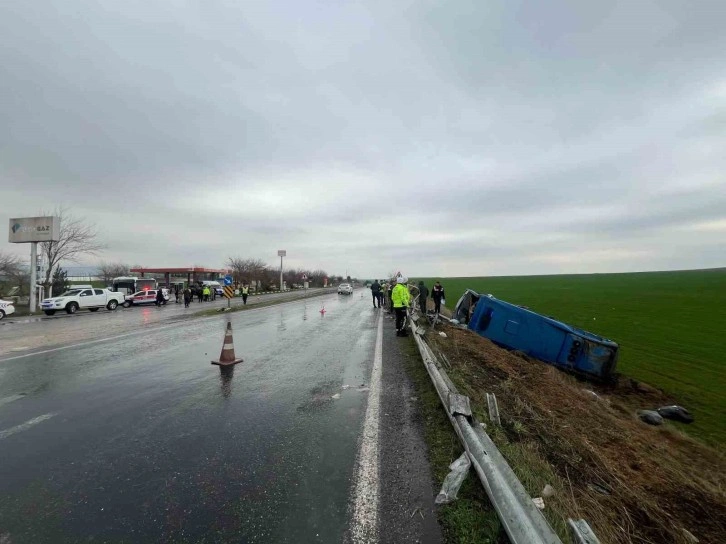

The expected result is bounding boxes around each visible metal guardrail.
[407,296,599,544]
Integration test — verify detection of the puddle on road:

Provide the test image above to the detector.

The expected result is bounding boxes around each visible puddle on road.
[296,380,371,412]
[296,380,340,413]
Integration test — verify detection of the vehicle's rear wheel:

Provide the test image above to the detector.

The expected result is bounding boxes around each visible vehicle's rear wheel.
[89,308,99,312]
[0,310,5,320]
[66,302,78,315]
[107,300,118,310]
[43,310,56,316]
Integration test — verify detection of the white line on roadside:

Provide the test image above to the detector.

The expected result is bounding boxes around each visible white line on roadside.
[0,394,25,408]
[0,412,57,440]
[350,311,383,543]
[0,295,333,363]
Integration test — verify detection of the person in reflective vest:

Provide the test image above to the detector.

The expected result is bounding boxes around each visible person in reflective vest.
[241,284,249,305]
[391,276,411,337]
[203,286,211,302]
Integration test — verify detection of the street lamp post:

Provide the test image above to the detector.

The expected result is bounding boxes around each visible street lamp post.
[278,250,286,292]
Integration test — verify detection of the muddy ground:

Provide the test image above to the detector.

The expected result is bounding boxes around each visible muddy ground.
[426,323,726,544]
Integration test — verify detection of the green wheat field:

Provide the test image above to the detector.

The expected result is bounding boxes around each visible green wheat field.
[415,269,726,446]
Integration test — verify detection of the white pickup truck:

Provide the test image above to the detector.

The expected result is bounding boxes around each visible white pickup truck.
[40,287,126,316]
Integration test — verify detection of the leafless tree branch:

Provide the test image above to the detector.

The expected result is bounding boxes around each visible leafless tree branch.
[39,207,105,293]
[97,261,130,284]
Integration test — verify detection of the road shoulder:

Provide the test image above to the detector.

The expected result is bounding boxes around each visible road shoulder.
[378,308,443,544]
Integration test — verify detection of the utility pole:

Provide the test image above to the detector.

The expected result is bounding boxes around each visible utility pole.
[29,242,37,314]
[278,250,286,292]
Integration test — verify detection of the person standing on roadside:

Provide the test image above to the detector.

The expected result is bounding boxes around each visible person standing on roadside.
[155,288,165,307]
[417,280,429,315]
[183,286,192,308]
[370,280,381,308]
[392,276,411,336]
[241,283,249,305]
[431,281,445,314]
[387,280,394,314]
[203,285,210,302]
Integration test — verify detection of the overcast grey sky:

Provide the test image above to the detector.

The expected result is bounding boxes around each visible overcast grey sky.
[1,0,724,279]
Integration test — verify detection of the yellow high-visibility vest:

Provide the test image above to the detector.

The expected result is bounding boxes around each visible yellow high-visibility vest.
[391,284,410,308]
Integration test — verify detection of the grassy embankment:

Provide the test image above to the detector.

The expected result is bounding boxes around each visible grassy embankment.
[415,269,726,446]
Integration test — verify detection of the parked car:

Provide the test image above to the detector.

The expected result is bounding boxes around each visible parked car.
[337,283,353,295]
[40,288,126,315]
[128,289,170,306]
[0,299,15,320]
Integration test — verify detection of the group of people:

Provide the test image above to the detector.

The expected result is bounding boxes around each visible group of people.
[369,279,392,310]
[170,283,252,308]
[416,280,445,315]
[370,278,446,337]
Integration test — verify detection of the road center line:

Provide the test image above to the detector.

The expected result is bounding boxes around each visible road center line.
[350,311,383,543]
[0,413,57,440]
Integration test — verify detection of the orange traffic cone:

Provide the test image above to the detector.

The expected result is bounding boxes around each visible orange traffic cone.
[211,321,244,366]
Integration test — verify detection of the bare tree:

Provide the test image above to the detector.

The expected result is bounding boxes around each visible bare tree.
[0,251,27,296]
[0,251,22,277]
[39,209,105,296]
[97,261,130,284]
[309,269,328,287]
[227,257,269,285]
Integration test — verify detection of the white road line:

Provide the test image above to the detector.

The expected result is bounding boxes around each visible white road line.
[0,412,57,440]
[0,296,329,363]
[0,394,25,408]
[350,311,383,543]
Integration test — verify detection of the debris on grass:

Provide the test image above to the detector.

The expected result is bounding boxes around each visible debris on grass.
[435,452,471,505]
[637,409,664,425]
[657,405,694,424]
[427,324,726,544]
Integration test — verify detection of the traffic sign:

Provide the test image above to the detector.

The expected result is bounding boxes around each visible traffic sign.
[223,286,235,298]
[224,275,233,286]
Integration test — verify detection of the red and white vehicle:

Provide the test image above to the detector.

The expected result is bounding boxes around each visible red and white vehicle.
[128,289,170,306]
[0,299,15,320]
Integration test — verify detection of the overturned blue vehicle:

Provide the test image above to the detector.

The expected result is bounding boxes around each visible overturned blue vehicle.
[452,290,619,380]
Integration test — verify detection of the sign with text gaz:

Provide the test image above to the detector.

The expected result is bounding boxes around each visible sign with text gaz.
[8,216,61,243]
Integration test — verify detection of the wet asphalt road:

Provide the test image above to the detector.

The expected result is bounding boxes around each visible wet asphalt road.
[0,292,382,543]
[0,289,327,356]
